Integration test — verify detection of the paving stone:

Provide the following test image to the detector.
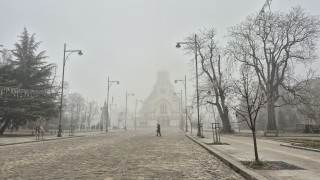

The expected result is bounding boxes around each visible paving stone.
[0,129,244,179]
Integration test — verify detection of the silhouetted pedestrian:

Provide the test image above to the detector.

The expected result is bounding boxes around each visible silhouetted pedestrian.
[156,124,161,137]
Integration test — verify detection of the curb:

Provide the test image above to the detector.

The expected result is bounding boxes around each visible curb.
[0,135,85,146]
[185,133,268,180]
[280,144,320,153]
[0,130,128,147]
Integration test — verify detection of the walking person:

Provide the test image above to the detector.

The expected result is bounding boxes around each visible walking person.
[156,124,161,137]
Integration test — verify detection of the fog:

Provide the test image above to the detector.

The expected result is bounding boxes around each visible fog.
[1,0,320,122]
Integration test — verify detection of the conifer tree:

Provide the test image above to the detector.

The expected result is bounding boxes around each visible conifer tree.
[0,28,58,134]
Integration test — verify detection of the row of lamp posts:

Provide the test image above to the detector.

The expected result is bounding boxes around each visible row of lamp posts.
[5,34,201,137]
[59,33,202,137]
[2,42,140,136]
[176,34,201,137]
[55,44,136,136]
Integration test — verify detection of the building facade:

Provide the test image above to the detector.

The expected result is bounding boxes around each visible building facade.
[136,71,182,127]
[0,48,12,67]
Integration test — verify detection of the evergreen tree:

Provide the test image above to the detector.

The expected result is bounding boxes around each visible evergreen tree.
[0,28,58,134]
[0,64,20,133]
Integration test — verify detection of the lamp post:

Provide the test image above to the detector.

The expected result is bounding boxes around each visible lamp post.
[109,96,116,130]
[106,77,119,132]
[125,91,134,131]
[134,99,143,130]
[174,90,183,130]
[57,43,83,137]
[176,34,201,137]
[175,75,188,132]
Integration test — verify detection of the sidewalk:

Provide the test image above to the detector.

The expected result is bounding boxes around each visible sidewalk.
[0,130,124,146]
[187,131,320,180]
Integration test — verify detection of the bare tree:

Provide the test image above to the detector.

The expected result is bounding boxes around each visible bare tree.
[293,78,320,127]
[233,65,266,162]
[184,28,233,133]
[227,6,320,131]
[87,100,99,130]
[117,112,124,128]
[66,93,85,131]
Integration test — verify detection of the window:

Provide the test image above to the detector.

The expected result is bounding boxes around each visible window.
[160,103,167,113]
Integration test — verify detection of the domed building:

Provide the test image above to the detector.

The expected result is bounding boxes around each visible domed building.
[137,71,183,127]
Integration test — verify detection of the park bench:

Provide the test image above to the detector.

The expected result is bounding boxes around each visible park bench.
[264,130,278,136]
[308,125,320,133]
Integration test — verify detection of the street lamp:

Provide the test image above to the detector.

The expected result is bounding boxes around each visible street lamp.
[125,91,134,131]
[134,99,143,130]
[57,43,83,137]
[175,75,188,132]
[174,90,183,130]
[106,77,119,132]
[176,34,201,137]
[109,96,116,130]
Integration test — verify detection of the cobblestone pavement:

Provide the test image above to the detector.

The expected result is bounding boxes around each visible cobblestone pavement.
[0,129,244,179]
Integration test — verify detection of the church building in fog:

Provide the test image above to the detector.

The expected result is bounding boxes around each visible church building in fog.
[136,71,182,127]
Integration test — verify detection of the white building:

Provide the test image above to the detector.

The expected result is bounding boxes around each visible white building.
[136,71,183,127]
[0,48,12,67]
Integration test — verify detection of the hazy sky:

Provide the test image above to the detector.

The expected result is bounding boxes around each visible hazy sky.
[1,0,320,113]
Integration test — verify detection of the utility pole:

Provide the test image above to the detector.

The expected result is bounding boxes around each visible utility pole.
[109,96,116,130]
[106,77,119,132]
[125,91,134,131]
[176,34,201,137]
[135,99,142,130]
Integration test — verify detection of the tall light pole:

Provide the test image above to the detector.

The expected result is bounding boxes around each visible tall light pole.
[175,75,188,132]
[125,91,134,131]
[57,43,83,137]
[134,99,143,130]
[110,96,116,129]
[176,34,201,137]
[174,91,183,130]
[106,77,119,132]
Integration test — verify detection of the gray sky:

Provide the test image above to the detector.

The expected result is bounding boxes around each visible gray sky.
[1,0,320,112]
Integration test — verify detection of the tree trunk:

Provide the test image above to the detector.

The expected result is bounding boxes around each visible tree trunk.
[252,129,259,162]
[221,108,232,133]
[0,118,10,135]
[267,100,277,130]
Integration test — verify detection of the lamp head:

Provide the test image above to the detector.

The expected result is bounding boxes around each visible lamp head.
[176,43,181,48]
[175,80,177,83]
[117,81,120,84]
[78,50,83,56]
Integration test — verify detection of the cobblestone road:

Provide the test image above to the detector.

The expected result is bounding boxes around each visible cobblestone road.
[0,129,244,179]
